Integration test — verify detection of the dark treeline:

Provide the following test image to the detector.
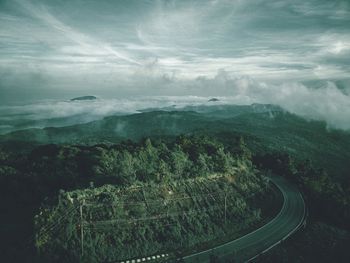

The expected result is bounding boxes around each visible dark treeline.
[0,135,251,203]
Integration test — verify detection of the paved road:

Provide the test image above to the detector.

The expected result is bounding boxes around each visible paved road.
[180,176,306,263]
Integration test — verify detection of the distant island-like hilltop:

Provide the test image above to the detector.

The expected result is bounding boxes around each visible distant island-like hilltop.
[71,96,97,101]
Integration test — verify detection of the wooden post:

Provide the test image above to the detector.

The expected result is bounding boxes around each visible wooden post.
[224,192,227,225]
[80,200,84,257]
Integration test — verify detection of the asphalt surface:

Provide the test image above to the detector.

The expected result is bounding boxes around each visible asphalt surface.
[180,176,306,263]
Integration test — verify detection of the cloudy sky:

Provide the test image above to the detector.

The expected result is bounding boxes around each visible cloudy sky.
[0,0,350,129]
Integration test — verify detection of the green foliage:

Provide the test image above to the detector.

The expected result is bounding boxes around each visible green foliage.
[35,173,267,262]
[2,105,349,185]
[1,104,350,262]
[0,134,265,262]
[27,135,269,262]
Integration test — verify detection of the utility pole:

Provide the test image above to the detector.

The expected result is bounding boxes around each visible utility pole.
[224,192,227,225]
[80,200,85,258]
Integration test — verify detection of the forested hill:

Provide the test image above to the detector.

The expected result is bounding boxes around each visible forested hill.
[1,125,350,261]
[0,135,278,262]
[1,105,349,183]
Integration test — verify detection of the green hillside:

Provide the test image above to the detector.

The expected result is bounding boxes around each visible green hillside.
[1,104,350,261]
[1,105,349,183]
[0,135,279,262]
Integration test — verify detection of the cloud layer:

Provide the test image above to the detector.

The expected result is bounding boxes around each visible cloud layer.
[1,77,349,132]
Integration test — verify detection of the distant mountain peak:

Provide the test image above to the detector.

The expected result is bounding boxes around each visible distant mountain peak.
[71,96,97,101]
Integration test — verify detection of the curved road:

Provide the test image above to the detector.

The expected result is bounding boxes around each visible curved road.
[179,176,306,263]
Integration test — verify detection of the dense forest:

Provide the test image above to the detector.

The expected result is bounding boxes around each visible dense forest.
[2,105,349,184]
[1,104,350,262]
[0,135,279,262]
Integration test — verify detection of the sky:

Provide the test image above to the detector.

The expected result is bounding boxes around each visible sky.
[0,0,350,129]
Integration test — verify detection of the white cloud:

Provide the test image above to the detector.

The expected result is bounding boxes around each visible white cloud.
[2,0,349,82]
[1,71,349,131]
[13,0,142,66]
